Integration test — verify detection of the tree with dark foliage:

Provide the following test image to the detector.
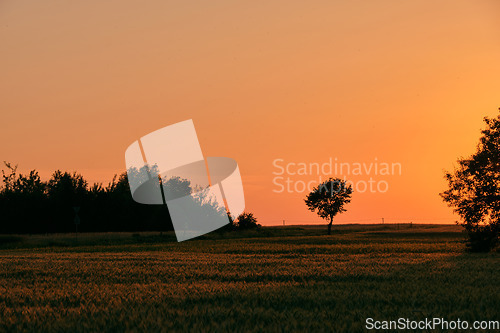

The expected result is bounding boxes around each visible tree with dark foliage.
[441,111,500,252]
[305,178,352,235]
[0,163,47,233]
[46,170,88,232]
[235,212,260,229]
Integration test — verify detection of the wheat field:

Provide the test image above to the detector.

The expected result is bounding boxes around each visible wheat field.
[0,224,498,332]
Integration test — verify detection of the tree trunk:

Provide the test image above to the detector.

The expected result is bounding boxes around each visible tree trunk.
[327,218,333,235]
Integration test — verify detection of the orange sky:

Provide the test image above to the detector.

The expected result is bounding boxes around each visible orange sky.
[1,0,500,225]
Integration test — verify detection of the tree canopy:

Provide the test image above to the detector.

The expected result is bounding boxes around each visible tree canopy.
[441,111,500,251]
[305,178,352,235]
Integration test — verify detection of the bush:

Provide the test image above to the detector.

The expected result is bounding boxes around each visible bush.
[236,212,260,230]
[465,224,499,252]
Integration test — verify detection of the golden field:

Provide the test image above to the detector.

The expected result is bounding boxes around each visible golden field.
[0,224,498,332]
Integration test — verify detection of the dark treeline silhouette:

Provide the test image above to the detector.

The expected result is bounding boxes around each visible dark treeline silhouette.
[0,162,173,234]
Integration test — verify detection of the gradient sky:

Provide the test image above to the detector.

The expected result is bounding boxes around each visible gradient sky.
[1,0,500,225]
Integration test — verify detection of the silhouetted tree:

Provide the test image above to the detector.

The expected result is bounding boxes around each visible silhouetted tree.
[0,163,47,233]
[235,212,260,229]
[161,176,192,201]
[305,178,352,235]
[46,171,88,232]
[441,111,500,252]
[103,170,174,232]
[1,162,18,192]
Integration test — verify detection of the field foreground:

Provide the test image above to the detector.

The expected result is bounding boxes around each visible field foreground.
[0,224,498,332]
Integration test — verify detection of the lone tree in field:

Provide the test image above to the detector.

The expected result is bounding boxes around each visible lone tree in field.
[305,178,352,235]
[440,110,500,252]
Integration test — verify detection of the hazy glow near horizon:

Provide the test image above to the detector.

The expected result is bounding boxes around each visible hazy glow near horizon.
[1,0,500,225]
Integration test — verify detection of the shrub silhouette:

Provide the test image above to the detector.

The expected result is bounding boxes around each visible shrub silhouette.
[235,212,260,229]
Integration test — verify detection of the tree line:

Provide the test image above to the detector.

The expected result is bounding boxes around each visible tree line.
[0,163,173,234]
[0,163,260,235]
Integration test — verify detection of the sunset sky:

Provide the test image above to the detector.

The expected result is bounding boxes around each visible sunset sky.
[1,0,500,225]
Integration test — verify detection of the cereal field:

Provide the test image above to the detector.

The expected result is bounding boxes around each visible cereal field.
[0,224,498,332]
